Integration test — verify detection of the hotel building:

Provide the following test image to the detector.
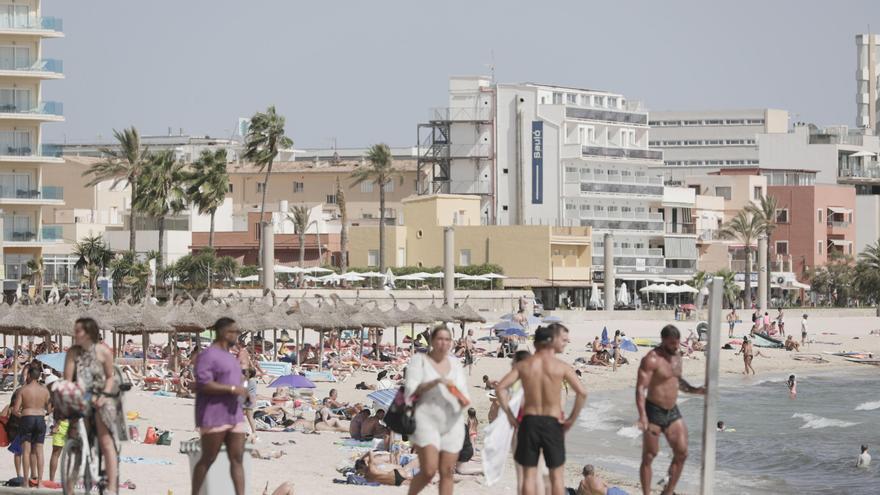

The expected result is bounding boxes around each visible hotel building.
[0,0,64,292]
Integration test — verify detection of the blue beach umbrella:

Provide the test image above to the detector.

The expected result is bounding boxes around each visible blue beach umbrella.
[37,352,66,373]
[601,327,610,346]
[367,388,399,408]
[620,338,639,353]
[493,321,524,332]
[500,328,528,338]
[268,374,316,389]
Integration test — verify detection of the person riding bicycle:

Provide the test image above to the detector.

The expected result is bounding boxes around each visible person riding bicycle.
[62,317,125,495]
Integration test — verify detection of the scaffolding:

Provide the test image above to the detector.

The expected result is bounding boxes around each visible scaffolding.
[416,106,493,196]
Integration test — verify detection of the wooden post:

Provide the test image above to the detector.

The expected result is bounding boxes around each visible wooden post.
[359,327,365,364]
[141,331,148,374]
[318,330,325,372]
[410,323,415,354]
[171,332,179,374]
[700,277,723,494]
[13,333,19,388]
[273,328,278,362]
[393,326,398,357]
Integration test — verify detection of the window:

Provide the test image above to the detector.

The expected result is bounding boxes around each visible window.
[817,241,823,255]
[326,194,337,204]
[228,183,233,193]
[776,241,789,255]
[256,182,264,193]
[753,186,762,199]
[817,209,823,223]
[715,187,732,201]
[360,181,373,193]
[566,93,577,104]
[382,181,394,193]
[552,92,563,104]
[775,209,789,223]
[292,181,303,193]
[368,250,379,267]
[459,249,471,266]
[361,212,374,219]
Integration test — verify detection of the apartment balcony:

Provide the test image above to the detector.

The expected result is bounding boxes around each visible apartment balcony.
[0,185,63,205]
[434,180,491,195]
[0,144,64,164]
[592,256,665,269]
[827,220,849,235]
[581,145,663,161]
[565,107,648,126]
[594,247,664,258]
[0,16,63,37]
[572,210,664,232]
[665,222,696,235]
[0,101,63,122]
[3,226,64,245]
[0,59,64,79]
[697,229,722,243]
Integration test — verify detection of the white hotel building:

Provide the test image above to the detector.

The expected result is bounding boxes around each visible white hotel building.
[418,76,698,280]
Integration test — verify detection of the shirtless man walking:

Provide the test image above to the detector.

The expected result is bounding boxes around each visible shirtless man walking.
[14,365,50,487]
[496,324,588,495]
[636,325,705,495]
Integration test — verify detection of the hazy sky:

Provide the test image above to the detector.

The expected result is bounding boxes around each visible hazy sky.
[42,0,880,148]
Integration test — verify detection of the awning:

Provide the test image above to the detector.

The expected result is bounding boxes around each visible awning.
[849,150,876,157]
[788,281,811,290]
[827,206,851,214]
[828,239,852,246]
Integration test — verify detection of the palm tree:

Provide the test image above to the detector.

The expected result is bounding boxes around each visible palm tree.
[73,235,113,297]
[858,238,880,270]
[214,256,239,286]
[25,257,44,299]
[351,143,403,272]
[720,209,764,309]
[746,194,778,305]
[83,127,150,252]
[110,250,152,301]
[242,106,294,269]
[288,205,310,266]
[715,269,738,308]
[135,150,187,275]
[186,149,229,248]
[336,176,349,273]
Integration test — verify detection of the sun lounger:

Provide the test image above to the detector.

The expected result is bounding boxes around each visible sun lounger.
[304,370,336,383]
[259,361,292,378]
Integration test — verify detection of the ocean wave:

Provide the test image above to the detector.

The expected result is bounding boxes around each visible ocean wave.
[616,426,642,439]
[577,400,620,431]
[792,413,858,429]
[855,400,880,411]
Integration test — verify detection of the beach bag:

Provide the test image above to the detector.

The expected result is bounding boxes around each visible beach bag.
[128,426,140,443]
[143,427,158,444]
[384,386,416,436]
[0,416,9,447]
[50,380,88,419]
[157,430,172,446]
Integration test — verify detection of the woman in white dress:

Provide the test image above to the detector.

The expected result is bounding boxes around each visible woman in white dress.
[405,324,470,495]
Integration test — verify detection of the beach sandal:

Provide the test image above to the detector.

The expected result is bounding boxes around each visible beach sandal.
[121,480,136,489]
[272,441,285,446]
[288,439,297,444]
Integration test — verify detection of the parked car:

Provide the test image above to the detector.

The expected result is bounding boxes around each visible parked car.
[533,298,544,317]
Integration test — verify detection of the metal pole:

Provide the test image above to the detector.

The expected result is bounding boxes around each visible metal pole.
[758,235,768,315]
[262,223,275,290]
[700,276,723,494]
[604,233,615,312]
[444,227,455,307]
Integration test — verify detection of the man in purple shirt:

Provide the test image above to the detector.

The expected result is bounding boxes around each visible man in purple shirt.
[191,317,249,495]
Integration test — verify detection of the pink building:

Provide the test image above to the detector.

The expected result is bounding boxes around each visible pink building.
[769,184,856,278]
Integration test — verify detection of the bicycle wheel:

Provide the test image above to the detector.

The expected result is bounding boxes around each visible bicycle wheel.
[60,437,83,495]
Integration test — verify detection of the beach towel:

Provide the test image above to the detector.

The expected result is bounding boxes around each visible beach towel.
[259,361,291,377]
[334,439,374,449]
[119,456,173,466]
[305,371,336,383]
[481,388,524,486]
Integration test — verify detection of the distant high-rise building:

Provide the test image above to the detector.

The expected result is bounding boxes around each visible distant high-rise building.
[856,33,880,134]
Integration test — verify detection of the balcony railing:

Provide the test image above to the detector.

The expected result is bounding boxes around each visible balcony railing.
[0,101,63,116]
[41,225,63,241]
[665,222,696,234]
[582,145,663,161]
[579,182,663,196]
[592,256,665,267]
[428,107,492,122]
[0,59,63,75]
[697,229,721,242]
[0,16,63,32]
[565,107,648,125]
[5,229,38,242]
[594,247,664,258]
[0,185,63,200]
[827,220,849,228]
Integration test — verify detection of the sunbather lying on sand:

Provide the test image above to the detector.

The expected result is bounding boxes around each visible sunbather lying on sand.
[314,398,350,432]
[355,451,412,487]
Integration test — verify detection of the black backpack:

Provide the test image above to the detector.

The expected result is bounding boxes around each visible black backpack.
[383,386,416,437]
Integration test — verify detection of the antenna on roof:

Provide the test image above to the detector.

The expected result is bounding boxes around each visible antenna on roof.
[485,49,496,84]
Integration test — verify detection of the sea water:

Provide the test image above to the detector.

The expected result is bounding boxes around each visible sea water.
[567,371,880,494]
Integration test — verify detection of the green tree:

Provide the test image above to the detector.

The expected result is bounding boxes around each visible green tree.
[82,127,150,252]
[854,239,880,305]
[807,253,854,306]
[746,194,779,305]
[186,149,229,248]
[242,106,294,270]
[25,257,44,299]
[720,209,763,309]
[73,235,113,297]
[135,150,187,275]
[351,143,404,273]
[288,205,310,266]
[336,176,348,273]
[109,250,152,301]
[714,268,739,309]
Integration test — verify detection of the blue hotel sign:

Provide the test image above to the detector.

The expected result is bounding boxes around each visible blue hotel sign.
[531,121,543,204]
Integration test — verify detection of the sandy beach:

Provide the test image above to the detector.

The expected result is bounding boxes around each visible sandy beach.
[0,310,877,494]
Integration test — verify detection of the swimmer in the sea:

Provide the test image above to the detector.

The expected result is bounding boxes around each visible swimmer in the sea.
[787,374,796,398]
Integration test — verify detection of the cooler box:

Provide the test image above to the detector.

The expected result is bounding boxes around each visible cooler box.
[180,437,253,495]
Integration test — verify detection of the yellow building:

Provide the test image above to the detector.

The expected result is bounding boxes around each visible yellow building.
[349,194,592,305]
[0,1,64,289]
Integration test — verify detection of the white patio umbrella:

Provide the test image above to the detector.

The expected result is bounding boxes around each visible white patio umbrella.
[234,275,259,282]
[617,283,630,305]
[423,272,446,279]
[305,266,334,274]
[459,275,491,282]
[589,283,602,309]
[338,272,366,282]
[482,273,508,279]
[355,271,386,278]
[273,265,305,274]
[395,274,426,281]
